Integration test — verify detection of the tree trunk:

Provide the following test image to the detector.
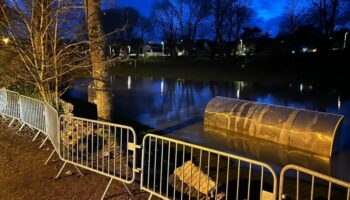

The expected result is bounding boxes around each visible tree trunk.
[329,0,338,36]
[319,0,324,34]
[85,0,111,121]
[322,0,329,35]
[33,0,50,103]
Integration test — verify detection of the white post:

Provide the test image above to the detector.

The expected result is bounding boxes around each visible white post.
[240,39,243,52]
[128,45,131,54]
[161,41,165,55]
[344,32,348,49]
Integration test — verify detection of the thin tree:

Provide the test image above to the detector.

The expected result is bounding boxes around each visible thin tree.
[225,0,252,42]
[309,0,340,36]
[0,0,90,109]
[152,0,178,57]
[152,0,210,56]
[211,0,229,47]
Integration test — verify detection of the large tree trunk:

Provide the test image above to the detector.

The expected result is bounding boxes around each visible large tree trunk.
[85,0,111,121]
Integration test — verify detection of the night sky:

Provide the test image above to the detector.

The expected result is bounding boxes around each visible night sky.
[118,0,288,36]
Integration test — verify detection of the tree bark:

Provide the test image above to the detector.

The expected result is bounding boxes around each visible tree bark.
[85,0,111,121]
[33,0,50,103]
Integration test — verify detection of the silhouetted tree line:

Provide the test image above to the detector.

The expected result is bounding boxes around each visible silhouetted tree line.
[100,0,349,58]
[100,0,255,57]
[280,0,350,51]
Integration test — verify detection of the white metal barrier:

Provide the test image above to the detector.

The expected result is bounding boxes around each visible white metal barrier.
[19,95,48,146]
[5,88,350,200]
[44,104,60,151]
[19,95,46,132]
[56,115,138,199]
[279,164,350,200]
[0,89,6,112]
[0,89,21,126]
[141,134,278,200]
[44,103,60,165]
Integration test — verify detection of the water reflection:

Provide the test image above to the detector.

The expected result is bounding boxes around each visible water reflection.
[160,78,164,95]
[170,123,331,175]
[235,81,245,99]
[70,76,350,146]
[127,76,131,90]
[68,75,350,180]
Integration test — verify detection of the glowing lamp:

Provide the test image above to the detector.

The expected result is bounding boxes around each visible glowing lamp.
[2,37,10,45]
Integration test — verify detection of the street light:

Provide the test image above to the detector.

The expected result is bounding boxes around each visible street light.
[344,32,348,49]
[2,37,10,45]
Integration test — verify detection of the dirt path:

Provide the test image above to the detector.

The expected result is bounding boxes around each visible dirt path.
[0,119,149,200]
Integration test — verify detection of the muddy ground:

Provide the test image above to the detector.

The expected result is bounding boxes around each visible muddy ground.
[0,119,150,200]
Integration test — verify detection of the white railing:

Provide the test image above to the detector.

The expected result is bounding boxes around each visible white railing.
[19,95,46,133]
[44,103,60,165]
[279,164,350,200]
[44,103,60,151]
[18,95,49,147]
[141,134,278,200]
[3,88,350,200]
[0,89,21,126]
[56,115,138,199]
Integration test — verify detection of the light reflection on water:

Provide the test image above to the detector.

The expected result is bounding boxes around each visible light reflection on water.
[69,75,350,147]
[109,77,348,133]
[110,77,241,129]
[68,76,350,179]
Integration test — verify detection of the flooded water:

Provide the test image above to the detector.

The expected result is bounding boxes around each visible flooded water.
[67,75,350,180]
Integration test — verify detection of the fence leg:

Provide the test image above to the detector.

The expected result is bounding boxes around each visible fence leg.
[148,194,153,200]
[39,136,49,148]
[55,162,67,179]
[73,165,84,176]
[45,150,56,165]
[32,130,41,141]
[8,118,15,127]
[122,182,132,196]
[101,178,113,200]
[18,123,26,131]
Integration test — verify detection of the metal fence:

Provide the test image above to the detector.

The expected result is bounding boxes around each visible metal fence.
[141,134,278,200]
[44,103,60,165]
[4,88,350,200]
[19,95,46,133]
[279,165,350,200]
[0,89,21,126]
[55,115,138,199]
[45,104,60,151]
[57,115,138,181]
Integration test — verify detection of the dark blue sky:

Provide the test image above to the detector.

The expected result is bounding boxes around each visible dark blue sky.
[118,0,288,36]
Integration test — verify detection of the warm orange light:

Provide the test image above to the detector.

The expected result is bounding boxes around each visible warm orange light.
[2,37,10,45]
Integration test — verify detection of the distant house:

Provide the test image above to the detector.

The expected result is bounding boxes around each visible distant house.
[142,43,165,57]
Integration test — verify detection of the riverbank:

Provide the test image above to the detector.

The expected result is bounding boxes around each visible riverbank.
[113,50,350,84]
[113,58,297,83]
